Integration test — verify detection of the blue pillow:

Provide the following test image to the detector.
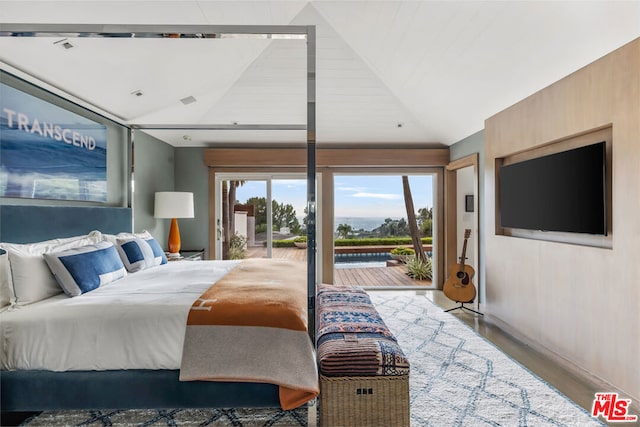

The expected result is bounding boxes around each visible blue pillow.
[43,241,127,297]
[116,238,156,272]
[144,238,168,265]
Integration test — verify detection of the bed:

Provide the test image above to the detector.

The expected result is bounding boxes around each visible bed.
[0,205,318,413]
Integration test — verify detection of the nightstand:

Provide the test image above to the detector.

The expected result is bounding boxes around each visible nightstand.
[166,249,205,261]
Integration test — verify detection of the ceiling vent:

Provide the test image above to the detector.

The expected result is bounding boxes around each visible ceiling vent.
[180,96,197,105]
[54,38,74,50]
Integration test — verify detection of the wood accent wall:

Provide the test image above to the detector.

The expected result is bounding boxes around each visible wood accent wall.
[484,38,639,404]
[205,146,449,286]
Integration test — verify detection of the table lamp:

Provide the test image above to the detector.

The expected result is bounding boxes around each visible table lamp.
[154,191,194,258]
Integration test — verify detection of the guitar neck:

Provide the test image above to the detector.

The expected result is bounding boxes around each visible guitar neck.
[458,230,471,272]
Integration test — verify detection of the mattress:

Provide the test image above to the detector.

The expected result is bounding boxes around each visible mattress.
[0,260,241,371]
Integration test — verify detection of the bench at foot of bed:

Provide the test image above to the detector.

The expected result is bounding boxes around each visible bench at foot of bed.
[316,284,410,427]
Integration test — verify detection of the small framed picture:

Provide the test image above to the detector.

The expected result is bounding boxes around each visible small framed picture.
[465,195,474,212]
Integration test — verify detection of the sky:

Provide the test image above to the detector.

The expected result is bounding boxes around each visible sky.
[235,174,433,219]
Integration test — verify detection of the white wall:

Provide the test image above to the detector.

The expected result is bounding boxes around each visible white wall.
[456,166,475,269]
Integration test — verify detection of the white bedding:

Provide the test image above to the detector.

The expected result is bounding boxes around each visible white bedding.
[0,260,241,371]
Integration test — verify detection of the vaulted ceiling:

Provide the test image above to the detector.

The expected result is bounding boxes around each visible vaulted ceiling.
[1,1,639,147]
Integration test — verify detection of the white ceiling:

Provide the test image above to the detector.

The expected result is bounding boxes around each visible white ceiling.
[1,1,639,147]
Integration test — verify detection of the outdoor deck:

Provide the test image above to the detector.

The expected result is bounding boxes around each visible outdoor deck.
[245,246,432,287]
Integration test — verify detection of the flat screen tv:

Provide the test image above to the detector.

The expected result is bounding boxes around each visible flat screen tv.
[499,141,607,235]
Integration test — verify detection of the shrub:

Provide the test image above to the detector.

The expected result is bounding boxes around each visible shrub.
[293,236,307,243]
[229,233,247,260]
[390,247,415,256]
[405,256,433,280]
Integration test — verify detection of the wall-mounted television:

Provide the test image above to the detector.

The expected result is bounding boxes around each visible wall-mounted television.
[499,141,607,235]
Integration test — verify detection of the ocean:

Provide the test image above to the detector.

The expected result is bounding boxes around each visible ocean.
[334,217,401,232]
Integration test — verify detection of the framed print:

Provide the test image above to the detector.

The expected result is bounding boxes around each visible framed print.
[1,82,107,202]
[465,194,474,212]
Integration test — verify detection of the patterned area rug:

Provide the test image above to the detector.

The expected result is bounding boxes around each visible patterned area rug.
[20,291,601,426]
[369,292,601,427]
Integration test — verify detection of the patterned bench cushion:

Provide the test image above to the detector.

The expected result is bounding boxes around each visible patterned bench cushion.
[316,284,410,377]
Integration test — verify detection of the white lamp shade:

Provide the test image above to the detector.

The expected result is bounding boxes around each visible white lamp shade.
[154,192,194,218]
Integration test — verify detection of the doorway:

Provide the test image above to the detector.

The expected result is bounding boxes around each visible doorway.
[445,154,480,307]
[332,173,437,289]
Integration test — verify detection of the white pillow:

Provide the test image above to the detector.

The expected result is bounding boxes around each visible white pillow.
[44,241,126,297]
[116,237,156,272]
[0,249,11,311]
[0,231,103,306]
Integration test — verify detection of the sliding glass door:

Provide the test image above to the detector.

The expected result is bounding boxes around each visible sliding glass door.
[214,173,308,261]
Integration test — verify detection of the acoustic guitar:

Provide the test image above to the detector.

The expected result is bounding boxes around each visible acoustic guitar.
[443,229,476,303]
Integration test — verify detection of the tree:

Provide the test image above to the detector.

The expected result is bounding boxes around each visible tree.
[336,223,353,239]
[246,196,267,226]
[402,176,427,262]
[244,197,301,234]
[374,217,410,237]
[272,200,301,233]
[222,180,244,259]
[418,207,433,237]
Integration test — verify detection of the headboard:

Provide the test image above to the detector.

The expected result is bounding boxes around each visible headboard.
[0,205,133,244]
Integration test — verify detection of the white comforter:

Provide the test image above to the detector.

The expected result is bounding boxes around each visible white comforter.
[0,260,241,371]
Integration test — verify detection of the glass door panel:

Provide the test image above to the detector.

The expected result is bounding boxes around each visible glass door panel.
[333,173,436,288]
[216,174,307,261]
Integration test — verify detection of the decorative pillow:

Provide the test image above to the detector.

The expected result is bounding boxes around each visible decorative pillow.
[144,237,168,266]
[0,231,103,306]
[44,241,126,297]
[115,238,156,272]
[106,230,167,267]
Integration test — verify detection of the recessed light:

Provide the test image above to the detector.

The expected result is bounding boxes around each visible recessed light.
[180,96,197,105]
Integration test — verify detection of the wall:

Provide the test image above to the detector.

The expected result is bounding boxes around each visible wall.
[484,39,639,403]
[175,148,210,256]
[132,131,174,243]
[132,141,209,255]
[456,166,475,267]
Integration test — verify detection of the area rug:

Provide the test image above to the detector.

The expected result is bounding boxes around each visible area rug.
[19,291,601,426]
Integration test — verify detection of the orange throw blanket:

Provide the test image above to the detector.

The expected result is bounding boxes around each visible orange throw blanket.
[179,258,319,410]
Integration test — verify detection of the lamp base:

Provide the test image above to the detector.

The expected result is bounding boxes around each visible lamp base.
[167,252,182,259]
[168,218,181,255]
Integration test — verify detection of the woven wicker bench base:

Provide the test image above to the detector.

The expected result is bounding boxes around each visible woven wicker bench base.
[320,374,409,427]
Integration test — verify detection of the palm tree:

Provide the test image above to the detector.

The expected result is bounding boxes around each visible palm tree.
[222,180,245,259]
[402,176,427,262]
